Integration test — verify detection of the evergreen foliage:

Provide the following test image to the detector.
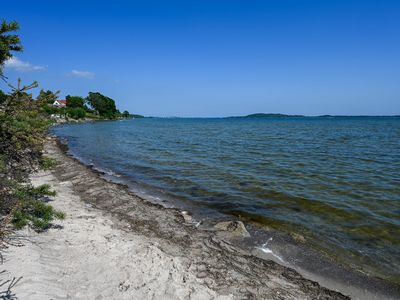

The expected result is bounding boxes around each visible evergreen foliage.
[0,20,22,76]
[0,89,7,104]
[36,89,60,105]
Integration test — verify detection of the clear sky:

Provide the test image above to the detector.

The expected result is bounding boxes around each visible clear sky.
[2,0,400,117]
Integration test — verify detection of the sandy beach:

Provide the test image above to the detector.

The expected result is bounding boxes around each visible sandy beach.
[1,138,353,299]
[2,3,400,299]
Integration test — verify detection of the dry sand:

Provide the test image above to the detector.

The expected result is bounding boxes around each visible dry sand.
[1,138,349,299]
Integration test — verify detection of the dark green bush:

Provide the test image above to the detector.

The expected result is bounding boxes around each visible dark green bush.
[12,184,64,231]
[67,107,86,119]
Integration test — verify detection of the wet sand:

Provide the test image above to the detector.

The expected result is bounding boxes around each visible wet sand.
[0,137,374,299]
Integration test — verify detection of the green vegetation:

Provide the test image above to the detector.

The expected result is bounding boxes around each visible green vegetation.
[12,184,65,231]
[243,113,304,118]
[0,20,63,233]
[37,89,60,105]
[66,95,85,108]
[130,113,144,118]
[67,107,86,119]
[40,91,139,121]
[0,20,22,73]
[0,20,138,235]
[86,92,118,118]
[0,89,7,104]
[39,157,59,170]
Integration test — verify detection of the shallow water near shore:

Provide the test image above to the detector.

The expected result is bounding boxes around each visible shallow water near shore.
[52,117,400,286]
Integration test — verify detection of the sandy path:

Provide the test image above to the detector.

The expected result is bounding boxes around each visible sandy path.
[0,139,350,299]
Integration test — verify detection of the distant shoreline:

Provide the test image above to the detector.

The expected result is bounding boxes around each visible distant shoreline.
[143,114,400,119]
[234,113,400,118]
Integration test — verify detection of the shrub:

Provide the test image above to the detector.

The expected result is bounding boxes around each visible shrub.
[11,184,64,231]
[39,157,58,170]
[0,86,65,231]
[67,107,86,119]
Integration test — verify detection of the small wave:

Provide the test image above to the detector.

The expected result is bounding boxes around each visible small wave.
[257,237,284,262]
[93,166,122,177]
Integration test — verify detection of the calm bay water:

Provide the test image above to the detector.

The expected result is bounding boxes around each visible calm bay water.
[53,117,400,282]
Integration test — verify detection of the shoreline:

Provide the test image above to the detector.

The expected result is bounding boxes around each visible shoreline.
[1,137,398,299]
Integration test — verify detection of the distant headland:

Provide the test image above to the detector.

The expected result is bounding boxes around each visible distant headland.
[228,113,400,119]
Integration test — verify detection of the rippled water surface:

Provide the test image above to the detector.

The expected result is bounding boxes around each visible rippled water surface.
[53,117,400,282]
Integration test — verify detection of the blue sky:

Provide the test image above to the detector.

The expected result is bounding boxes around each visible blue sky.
[2,0,400,117]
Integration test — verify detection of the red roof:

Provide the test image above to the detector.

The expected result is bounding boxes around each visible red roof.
[57,100,67,104]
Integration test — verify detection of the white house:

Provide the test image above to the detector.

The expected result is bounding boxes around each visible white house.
[53,100,67,108]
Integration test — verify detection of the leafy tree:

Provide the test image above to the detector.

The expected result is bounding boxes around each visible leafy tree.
[122,110,130,118]
[86,92,117,118]
[66,95,85,108]
[0,20,23,78]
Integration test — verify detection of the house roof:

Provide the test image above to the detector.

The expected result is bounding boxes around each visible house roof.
[56,100,67,104]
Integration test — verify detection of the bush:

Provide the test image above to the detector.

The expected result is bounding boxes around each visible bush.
[11,184,64,231]
[67,107,86,119]
[41,104,65,115]
[13,199,65,231]
[39,157,58,170]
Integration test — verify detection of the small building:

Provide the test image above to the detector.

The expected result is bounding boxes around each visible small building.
[53,100,67,108]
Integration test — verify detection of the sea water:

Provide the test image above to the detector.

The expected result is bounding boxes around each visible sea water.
[53,117,400,284]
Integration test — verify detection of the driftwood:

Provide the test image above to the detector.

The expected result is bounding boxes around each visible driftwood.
[0,216,22,300]
[0,271,21,300]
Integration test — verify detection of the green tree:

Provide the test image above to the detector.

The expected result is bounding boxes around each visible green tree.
[0,20,23,78]
[86,92,117,118]
[36,89,60,105]
[66,95,85,108]
[122,110,130,118]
